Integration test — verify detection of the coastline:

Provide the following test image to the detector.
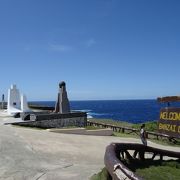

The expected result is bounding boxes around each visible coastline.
[27,99,164,124]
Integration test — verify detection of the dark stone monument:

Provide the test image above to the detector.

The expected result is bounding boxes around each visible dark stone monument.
[10,81,87,128]
[55,81,70,113]
[1,94,5,109]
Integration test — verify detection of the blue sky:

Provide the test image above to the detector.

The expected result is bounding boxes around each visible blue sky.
[0,0,180,101]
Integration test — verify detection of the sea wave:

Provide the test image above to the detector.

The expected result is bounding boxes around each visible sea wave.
[72,109,92,113]
[72,109,94,118]
[87,114,93,118]
[72,109,107,119]
[89,112,107,116]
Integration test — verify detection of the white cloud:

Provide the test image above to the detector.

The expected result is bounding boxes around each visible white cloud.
[49,44,72,52]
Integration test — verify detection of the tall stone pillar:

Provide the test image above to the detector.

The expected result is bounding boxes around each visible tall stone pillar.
[54,92,60,113]
[55,81,70,113]
[1,94,5,109]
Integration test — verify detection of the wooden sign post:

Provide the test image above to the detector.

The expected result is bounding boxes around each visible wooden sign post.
[158,107,180,138]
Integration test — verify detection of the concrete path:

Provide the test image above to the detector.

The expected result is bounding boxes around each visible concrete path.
[0,116,180,180]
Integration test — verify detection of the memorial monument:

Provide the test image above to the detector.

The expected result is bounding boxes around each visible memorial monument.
[7,84,31,115]
[1,94,5,109]
[55,81,70,113]
[8,81,87,128]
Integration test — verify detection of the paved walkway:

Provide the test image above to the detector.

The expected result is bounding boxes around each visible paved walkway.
[0,116,179,180]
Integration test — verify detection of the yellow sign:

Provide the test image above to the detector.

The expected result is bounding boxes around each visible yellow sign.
[160,111,180,121]
[158,108,180,138]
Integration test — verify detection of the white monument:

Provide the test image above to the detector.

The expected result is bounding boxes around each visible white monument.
[7,84,31,115]
[21,94,29,112]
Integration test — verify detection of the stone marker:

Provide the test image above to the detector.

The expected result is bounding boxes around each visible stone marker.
[1,94,5,109]
[9,82,87,128]
[55,81,70,113]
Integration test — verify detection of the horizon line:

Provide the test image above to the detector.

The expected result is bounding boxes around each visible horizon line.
[28,98,157,102]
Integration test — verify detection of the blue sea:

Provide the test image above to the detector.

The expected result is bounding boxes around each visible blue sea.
[30,100,180,124]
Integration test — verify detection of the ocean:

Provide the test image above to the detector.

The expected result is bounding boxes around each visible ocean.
[30,100,180,124]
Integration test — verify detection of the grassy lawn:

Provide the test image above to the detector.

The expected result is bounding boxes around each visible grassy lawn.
[89,118,133,127]
[89,118,180,146]
[91,159,180,180]
[90,168,111,180]
[113,131,180,146]
[89,118,158,132]
[132,121,158,132]
[123,159,180,180]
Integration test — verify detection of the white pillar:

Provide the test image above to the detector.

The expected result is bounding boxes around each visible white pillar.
[21,94,30,112]
[7,84,21,115]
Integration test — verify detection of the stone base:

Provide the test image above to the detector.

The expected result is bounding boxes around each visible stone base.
[12,112,87,129]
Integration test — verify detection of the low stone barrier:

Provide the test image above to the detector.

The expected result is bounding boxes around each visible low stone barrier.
[12,112,87,128]
[30,112,87,121]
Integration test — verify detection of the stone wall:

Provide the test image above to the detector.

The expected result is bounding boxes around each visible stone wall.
[30,112,87,121]
[13,112,87,129]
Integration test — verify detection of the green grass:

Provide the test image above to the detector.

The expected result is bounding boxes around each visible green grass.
[113,130,180,146]
[90,160,180,180]
[90,168,111,180]
[123,159,180,180]
[132,121,158,132]
[89,118,133,127]
[89,118,158,131]
[89,118,180,146]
